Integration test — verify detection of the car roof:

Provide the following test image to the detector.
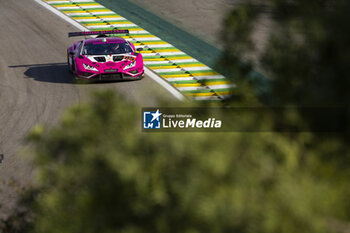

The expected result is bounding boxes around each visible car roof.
[84,37,126,44]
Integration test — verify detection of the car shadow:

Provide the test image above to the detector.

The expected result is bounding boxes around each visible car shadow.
[9,63,72,84]
[8,63,140,84]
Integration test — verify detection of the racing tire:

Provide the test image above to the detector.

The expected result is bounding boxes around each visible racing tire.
[67,53,73,73]
[136,72,145,80]
[70,72,78,84]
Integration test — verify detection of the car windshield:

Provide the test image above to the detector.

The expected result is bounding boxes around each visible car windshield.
[82,42,133,55]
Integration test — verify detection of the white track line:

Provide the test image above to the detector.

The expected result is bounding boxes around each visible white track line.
[34,0,185,101]
[125,37,161,41]
[47,0,94,2]
[75,18,126,22]
[66,11,114,15]
[177,84,233,92]
[127,30,151,34]
[164,75,227,82]
[135,44,173,49]
[177,86,209,91]
[192,75,225,80]
[86,24,138,29]
[47,0,93,3]
[165,77,197,81]
[141,52,185,57]
[207,84,235,89]
[144,59,198,65]
[152,67,211,73]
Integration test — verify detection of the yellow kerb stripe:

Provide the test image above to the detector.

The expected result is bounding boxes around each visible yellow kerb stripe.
[174,83,202,87]
[184,92,216,97]
[150,65,180,69]
[143,56,192,61]
[73,16,124,20]
[141,49,181,53]
[150,64,206,69]
[54,3,101,7]
[120,35,158,39]
[128,28,145,31]
[173,81,230,87]
[184,91,232,97]
[134,41,168,45]
[87,9,112,12]
[162,71,219,78]
[143,58,174,62]
[177,64,206,68]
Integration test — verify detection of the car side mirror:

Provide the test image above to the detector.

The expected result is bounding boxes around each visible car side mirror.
[137,48,143,52]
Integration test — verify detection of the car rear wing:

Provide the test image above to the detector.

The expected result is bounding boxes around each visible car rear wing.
[68,29,129,37]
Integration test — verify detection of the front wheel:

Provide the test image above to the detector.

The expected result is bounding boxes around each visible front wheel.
[135,71,145,80]
[69,72,78,84]
[67,54,73,73]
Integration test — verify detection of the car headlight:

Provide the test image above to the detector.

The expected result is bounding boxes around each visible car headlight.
[123,61,136,70]
[83,63,98,71]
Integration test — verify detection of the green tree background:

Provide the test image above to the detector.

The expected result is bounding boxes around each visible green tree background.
[2,90,349,233]
[1,0,349,232]
[219,0,349,107]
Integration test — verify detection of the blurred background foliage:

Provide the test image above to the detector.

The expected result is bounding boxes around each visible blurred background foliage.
[1,90,348,233]
[219,0,349,107]
[1,0,349,232]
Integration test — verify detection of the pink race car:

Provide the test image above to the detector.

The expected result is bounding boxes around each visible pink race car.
[67,30,144,81]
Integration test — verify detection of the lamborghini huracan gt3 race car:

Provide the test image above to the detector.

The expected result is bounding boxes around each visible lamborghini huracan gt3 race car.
[67,30,144,81]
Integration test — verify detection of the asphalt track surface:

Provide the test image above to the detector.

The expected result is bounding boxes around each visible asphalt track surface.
[0,0,177,215]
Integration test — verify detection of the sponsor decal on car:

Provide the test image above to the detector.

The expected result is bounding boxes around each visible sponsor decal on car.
[104,69,118,72]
